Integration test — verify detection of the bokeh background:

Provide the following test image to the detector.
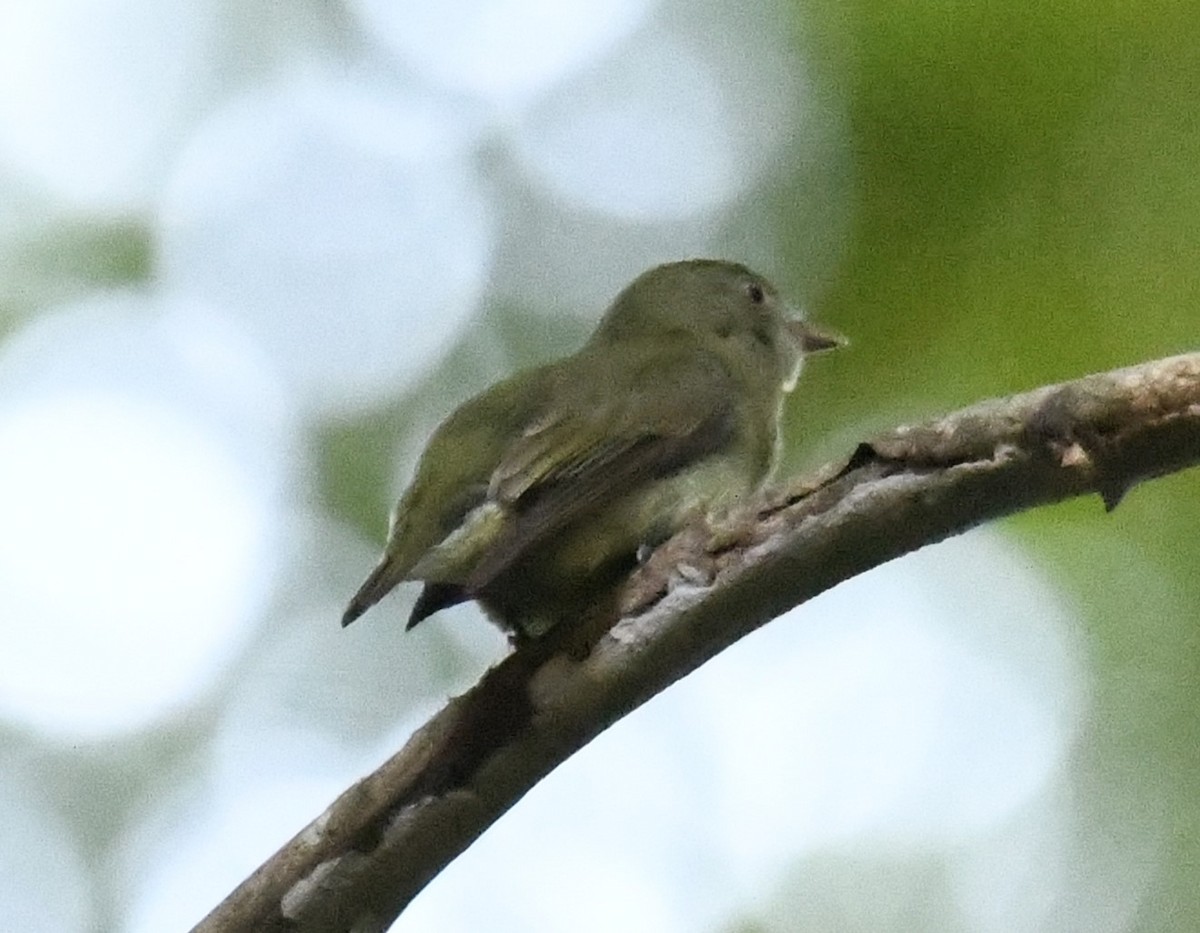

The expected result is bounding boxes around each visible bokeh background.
[0,1,1197,930]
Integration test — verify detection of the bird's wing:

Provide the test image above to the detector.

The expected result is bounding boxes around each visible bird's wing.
[342,363,560,627]
[464,346,737,590]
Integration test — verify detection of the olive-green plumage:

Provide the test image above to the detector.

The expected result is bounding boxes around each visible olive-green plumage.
[342,259,842,640]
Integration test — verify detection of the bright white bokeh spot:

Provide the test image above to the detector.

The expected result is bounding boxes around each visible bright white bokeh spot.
[0,772,94,932]
[158,73,495,411]
[413,842,682,933]
[0,0,217,210]
[0,295,289,738]
[0,397,258,733]
[348,0,655,108]
[513,33,742,222]
[695,530,1087,893]
[406,698,714,932]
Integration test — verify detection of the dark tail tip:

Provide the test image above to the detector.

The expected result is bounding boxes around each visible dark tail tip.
[406,583,470,630]
[341,599,368,628]
[341,558,402,628]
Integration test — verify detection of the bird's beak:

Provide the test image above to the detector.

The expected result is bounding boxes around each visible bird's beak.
[788,319,847,354]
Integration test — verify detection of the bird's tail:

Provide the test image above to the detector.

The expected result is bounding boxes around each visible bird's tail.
[341,557,406,627]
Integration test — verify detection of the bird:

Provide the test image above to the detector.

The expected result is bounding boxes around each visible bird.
[342,259,843,642]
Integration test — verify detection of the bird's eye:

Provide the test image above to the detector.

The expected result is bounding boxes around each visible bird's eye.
[746,282,765,304]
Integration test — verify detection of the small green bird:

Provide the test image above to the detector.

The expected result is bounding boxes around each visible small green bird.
[342,259,842,641]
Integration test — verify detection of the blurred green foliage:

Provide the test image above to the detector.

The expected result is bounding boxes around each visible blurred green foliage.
[0,216,151,337]
[780,3,1200,928]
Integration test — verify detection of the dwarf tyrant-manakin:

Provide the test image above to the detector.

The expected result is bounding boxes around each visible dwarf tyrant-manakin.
[342,259,843,641]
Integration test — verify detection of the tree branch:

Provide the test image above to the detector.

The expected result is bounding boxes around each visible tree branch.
[193,352,1200,933]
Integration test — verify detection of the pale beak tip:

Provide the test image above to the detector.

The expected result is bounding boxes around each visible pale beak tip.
[790,320,848,354]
